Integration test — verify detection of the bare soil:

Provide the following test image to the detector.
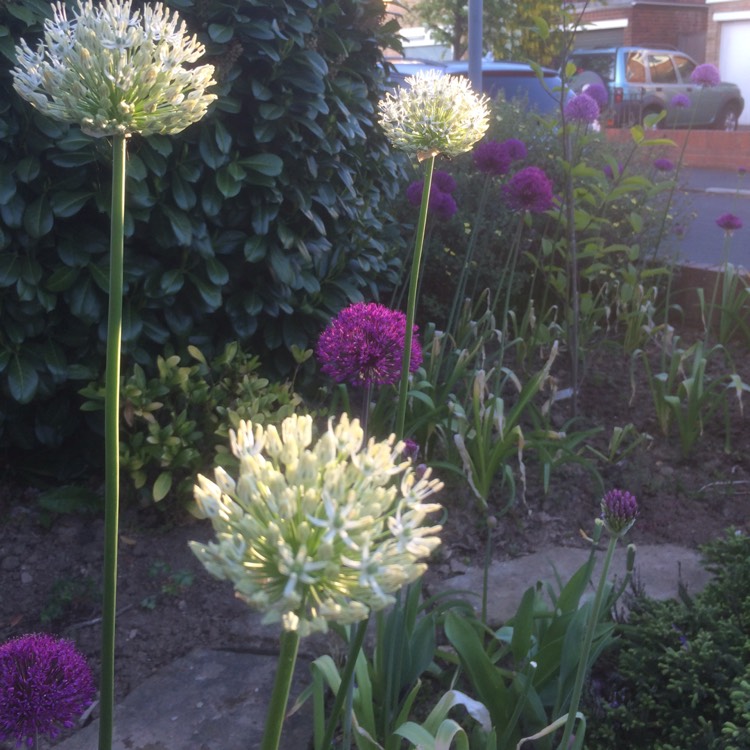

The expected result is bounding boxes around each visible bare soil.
[1,331,749,747]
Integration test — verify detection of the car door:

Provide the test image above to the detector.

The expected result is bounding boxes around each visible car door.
[672,54,720,128]
[645,53,688,125]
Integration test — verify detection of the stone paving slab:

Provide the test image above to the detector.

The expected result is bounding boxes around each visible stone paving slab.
[54,544,712,750]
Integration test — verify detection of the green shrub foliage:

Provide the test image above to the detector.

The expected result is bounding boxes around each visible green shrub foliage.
[586,530,750,749]
[0,0,405,458]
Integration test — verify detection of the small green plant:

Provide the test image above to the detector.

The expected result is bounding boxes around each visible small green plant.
[141,561,195,610]
[586,530,750,750]
[41,575,98,625]
[80,342,302,507]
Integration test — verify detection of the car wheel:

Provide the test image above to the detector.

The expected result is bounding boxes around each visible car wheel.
[715,104,740,131]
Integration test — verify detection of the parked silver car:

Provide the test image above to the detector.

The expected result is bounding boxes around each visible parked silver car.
[569,47,744,130]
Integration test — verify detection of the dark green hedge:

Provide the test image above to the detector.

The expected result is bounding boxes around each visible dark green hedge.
[0,0,406,466]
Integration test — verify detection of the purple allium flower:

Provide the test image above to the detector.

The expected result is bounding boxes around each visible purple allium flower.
[582,82,608,110]
[563,92,600,123]
[432,190,458,219]
[716,212,743,234]
[473,140,512,176]
[739,167,747,176]
[401,438,420,462]
[600,488,638,536]
[671,93,691,109]
[432,170,457,194]
[316,302,422,387]
[503,138,527,162]
[0,633,95,747]
[690,63,720,87]
[653,157,674,172]
[405,179,458,219]
[603,162,623,180]
[503,166,554,213]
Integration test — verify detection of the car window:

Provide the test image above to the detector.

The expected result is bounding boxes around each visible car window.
[482,72,561,112]
[673,55,696,83]
[571,54,614,83]
[625,52,646,83]
[648,53,678,84]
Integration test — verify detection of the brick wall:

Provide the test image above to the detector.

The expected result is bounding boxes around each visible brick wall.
[605,128,750,170]
[629,4,707,48]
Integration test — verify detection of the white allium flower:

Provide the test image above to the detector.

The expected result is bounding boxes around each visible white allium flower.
[189,414,443,636]
[11,0,216,137]
[378,70,490,158]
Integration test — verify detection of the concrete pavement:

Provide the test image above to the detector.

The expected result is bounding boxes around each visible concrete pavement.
[53,543,714,750]
[665,166,750,269]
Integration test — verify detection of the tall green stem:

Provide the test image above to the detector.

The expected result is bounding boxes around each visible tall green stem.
[396,155,435,440]
[320,618,369,750]
[99,133,127,750]
[260,630,301,750]
[557,529,618,749]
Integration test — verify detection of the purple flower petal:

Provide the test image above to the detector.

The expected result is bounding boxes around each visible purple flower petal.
[316,302,422,386]
[601,489,638,536]
[653,157,674,172]
[503,166,554,213]
[432,170,457,194]
[582,82,608,109]
[473,140,512,176]
[670,93,691,109]
[690,63,720,87]
[716,212,743,233]
[0,634,95,746]
[564,92,600,123]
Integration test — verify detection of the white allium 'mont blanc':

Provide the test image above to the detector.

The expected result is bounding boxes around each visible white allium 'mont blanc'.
[12,0,216,137]
[189,414,443,636]
[379,70,490,158]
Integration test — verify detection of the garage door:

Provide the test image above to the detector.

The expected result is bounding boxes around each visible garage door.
[718,20,750,127]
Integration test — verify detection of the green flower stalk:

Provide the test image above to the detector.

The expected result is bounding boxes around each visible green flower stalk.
[379,72,489,437]
[12,4,215,749]
[190,414,443,750]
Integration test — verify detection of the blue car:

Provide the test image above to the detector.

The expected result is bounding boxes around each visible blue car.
[385,58,569,117]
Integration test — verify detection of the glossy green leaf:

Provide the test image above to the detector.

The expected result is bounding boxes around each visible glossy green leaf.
[23,195,54,238]
[50,190,92,218]
[240,152,283,177]
[161,205,192,245]
[0,254,21,287]
[215,166,242,198]
[45,266,80,292]
[160,269,184,295]
[170,175,197,211]
[16,155,40,183]
[8,354,39,404]
[152,472,173,502]
[205,257,229,286]
[0,165,16,203]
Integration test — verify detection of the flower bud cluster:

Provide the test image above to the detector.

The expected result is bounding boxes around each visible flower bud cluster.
[12,0,216,137]
[190,414,443,636]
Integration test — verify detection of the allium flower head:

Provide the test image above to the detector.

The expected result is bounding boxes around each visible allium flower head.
[653,157,675,172]
[671,93,691,109]
[316,302,423,386]
[189,414,443,635]
[600,488,638,536]
[564,93,600,123]
[378,70,490,158]
[690,63,720,87]
[433,170,457,194]
[716,212,743,234]
[11,0,216,137]
[603,162,623,180]
[0,633,95,747]
[582,82,609,110]
[503,166,554,213]
[473,140,512,176]
[504,138,527,162]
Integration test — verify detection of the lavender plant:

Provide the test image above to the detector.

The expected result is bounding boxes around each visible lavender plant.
[0,633,95,748]
[11,4,216,746]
